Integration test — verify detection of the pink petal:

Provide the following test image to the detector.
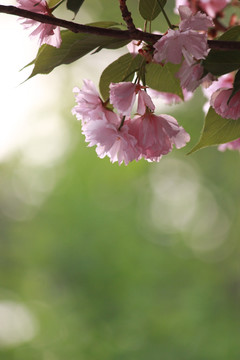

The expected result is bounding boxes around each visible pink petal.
[179,6,214,32]
[109,82,137,116]
[137,91,155,115]
[211,88,240,120]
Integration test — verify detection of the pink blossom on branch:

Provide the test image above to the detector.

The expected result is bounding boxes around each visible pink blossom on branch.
[153,29,209,66]
[210,88,240,120]
[72,80,190,165]
[82,115,140,165]
[202,73,234,113]
[176,60,213,92]
[109,82,155,116]
[128,112,190,162]
[72,80,107,122]
[179,5,213,31]
[17,0,62,48]
[153,6,213,66]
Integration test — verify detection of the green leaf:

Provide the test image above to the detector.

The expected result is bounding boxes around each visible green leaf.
[26,22,130,79]
[48,0,63,8]
[203,26,240,76]
[145,62,183,99]
[203,50,240,76]
[217,25,240,41]
[67,0,85,17]
[99,54,144,101]
[138,0,166,21]
[188,107,240,154]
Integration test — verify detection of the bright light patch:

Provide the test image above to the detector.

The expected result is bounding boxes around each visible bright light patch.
[0,301,38,347]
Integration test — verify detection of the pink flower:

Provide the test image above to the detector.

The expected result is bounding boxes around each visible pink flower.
[210,88,240,120]
[176,60,213,92]
[109,82,155,116]
[17,0,61,48]
[198,0,230,18]
[82,114,140,165]
[72,80,190,165]
[128,112,190,162]
[72,80,107,122]
[202,73,233,113]
[218,138,240,152]
[154,29,209,66]
[154,6,212,66]
[174,0,230,18]
[179,5,213,31]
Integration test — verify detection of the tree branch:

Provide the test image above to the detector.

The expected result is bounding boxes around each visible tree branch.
[119,0,136,32]
[0,5,240,50]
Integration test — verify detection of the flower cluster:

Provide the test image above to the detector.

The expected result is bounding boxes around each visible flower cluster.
[72,80,190,165]
[17,0,61,48]
[154,6,214,92]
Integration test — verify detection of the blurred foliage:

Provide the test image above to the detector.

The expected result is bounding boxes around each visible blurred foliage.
[1,1,240,359]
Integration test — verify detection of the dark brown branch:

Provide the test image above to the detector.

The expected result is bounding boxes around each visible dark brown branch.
[119,0,136,32]
[1,5,240,50]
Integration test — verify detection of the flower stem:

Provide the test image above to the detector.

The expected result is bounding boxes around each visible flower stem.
[118,116,126,130]
[156,0,173,29]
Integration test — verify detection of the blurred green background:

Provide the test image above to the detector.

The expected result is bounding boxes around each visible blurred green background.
[1,1,240,359]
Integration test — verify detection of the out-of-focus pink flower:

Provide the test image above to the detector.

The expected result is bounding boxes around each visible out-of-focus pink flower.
[198,0,230,18]
[176,60,212,92]
[17,0,61,48]
[128,112,190,162]
[148,87,193,104]
[202,73,233,113]
[174,0,188,14]
[218,138,240,152]
[174,0,230,18]
[210,88,240,120]
[109,82,155,116]
[127,40,142,57]
[72,80,107,122]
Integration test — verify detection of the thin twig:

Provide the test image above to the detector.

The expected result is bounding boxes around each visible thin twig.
[0,5,240,50]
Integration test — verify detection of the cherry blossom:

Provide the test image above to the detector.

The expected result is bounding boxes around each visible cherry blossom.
[153,6,213,66]
[176,60,213,92]
[128,112,190,162]
[174,0,230,18]
[17,0,61,48]
[200,0,230,18]
[210,88,240,120]
[179,5,213,31]
[109,82,155,116]
[82,114,140,165]
[218,139,240,152]
[202,73,234,113]
[72,80,107,122]
[72,80,190,165]
[153,29,209,66]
